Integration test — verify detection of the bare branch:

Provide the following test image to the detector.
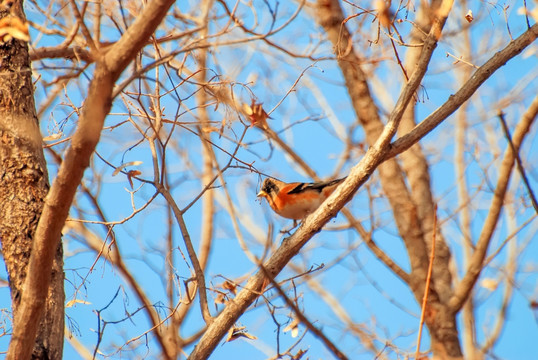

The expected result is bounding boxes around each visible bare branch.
[448,94,538,313]
[480,207,517,355]
[415,206,437,359]
[159,186,214,324]
[386,24,538,160]
[260,266,348,360]
[498,111,538,214]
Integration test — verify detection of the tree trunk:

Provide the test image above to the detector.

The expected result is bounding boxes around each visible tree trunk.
[0,2,64,359]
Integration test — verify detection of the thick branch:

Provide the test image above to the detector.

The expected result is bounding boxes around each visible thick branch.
[30,45,94,62]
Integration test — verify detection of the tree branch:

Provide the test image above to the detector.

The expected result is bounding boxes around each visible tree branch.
[398,0,454,304]
[319,0,454,284]
[159,186,214,324]
[386,24,538,160]
[260,266,348,360]
[448,93,538,313]
[498,111,538,214]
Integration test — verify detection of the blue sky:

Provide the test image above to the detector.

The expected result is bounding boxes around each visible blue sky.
[1,1,537,359]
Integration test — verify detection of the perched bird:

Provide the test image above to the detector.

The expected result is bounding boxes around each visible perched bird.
[257,177,345,220]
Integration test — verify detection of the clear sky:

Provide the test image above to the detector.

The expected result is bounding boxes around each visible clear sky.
[1,1,537,359]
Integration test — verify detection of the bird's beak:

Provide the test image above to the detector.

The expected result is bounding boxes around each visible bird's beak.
[257,190,267,198]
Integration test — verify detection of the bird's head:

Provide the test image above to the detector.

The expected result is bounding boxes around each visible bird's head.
[257,178,278,200]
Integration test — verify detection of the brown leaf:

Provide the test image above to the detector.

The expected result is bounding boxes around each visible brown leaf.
[127,170,142,177]
[283,317,300,338]
[465,10,473,23]
[66,298,91,308]
[201,126,220,133]
[243,101,270,129]
[225,326,257,342]
[112,161,143,177]
[43,133,63,142]
[222,280,237,295]
[126,170,141,189]
[214,293,227,305]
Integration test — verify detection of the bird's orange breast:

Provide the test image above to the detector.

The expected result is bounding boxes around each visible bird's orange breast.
[271,187,327,220]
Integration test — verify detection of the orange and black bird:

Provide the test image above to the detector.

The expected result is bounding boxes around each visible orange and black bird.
[257,177,345,220]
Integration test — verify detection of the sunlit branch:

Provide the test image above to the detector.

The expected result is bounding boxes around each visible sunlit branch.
[260,265,349,360]
[158,186,213,324]
[68,0,98,55]
[449,91,538,313]
[480,204,517,355]
[386,24,538,160]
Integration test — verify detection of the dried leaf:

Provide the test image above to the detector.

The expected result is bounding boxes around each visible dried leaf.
[226,326,257,342]
[201,126,220,133]
[222,280,237,295]
[126,169,141,189]
[127,170,141,177]
[465,9,473,23]
[243,101,270,129]
[112,161,143,177]
[283,317,300,338]
[43,133,63,141]
[215,293,227,305]
[480,278,498,291]
[66,298,91,308]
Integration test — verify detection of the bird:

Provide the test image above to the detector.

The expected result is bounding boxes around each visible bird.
[257,177,346,221]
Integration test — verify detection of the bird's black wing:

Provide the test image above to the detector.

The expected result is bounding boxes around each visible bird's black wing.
[287,178,345,194]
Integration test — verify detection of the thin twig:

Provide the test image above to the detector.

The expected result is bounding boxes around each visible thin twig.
[159,185,214,324]
[260,265,349,360]
[498,110,538,214]
[415,204,437,359]
[445,51,480,69]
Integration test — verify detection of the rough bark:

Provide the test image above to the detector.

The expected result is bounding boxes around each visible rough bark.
[0,2,65,359]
